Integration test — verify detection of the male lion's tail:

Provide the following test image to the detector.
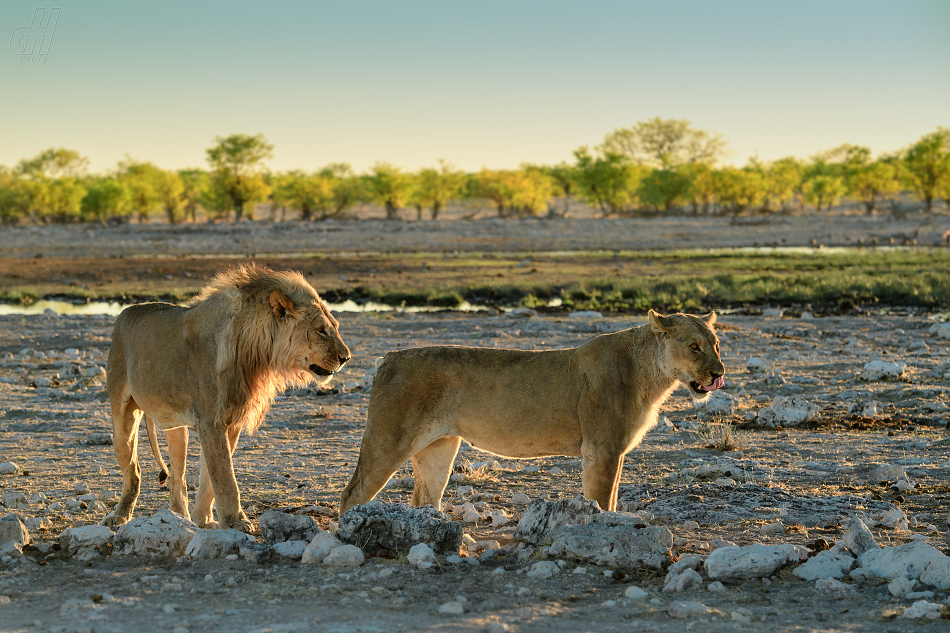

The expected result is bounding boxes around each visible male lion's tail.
[145,416,169,486]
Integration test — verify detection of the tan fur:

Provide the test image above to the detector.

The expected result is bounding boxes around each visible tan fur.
[105,264,350,531]
[340,310,724,515]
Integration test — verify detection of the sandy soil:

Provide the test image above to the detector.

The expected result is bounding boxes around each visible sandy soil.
[1,215,950,632]
[1,307,949,632]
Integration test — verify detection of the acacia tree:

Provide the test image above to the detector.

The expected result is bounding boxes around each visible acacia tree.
[206,134,274,221]
[411,160,465,220]
[15,148,89,223]
[154,169,185,223]
[762,158,802,213]
[902,128,950,212]
[572,147,641,217]
[803,175,846,212]
[17,148,89,180]
[544,162,577,217]
[367,163,412,220]
[177,169,209,222]
[118,160,161,222]
[80,177,131,225]
[599,117,728,168]
[713,167,765,221]
[638,167,691,212]
[848,161,900,214]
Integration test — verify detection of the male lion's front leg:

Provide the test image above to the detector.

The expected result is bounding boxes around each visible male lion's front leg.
[195,424,251,532]
[580,441,625,512]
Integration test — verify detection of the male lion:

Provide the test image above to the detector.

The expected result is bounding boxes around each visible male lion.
[105,264,350,531]
[340,310,724,514]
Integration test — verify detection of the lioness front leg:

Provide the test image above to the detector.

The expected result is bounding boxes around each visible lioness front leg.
[196,424,251,532]
[580,442,625,512]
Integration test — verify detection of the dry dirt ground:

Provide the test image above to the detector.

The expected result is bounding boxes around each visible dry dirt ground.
[1,216,950,633]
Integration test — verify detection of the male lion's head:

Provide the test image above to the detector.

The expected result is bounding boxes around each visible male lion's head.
[269,289,350,384]
[648,309,725,401]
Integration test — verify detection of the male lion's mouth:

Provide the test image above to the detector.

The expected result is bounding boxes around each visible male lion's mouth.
[309,364,333,377]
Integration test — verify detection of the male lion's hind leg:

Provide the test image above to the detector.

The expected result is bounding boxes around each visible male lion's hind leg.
[164,426,190,521]
[410,436,461,510]
[580,443,625,512]
[104,398,142,527]
[192,450,216,528]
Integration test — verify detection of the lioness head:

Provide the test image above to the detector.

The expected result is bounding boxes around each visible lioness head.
[269,290,350,383]
[648,309,725,401]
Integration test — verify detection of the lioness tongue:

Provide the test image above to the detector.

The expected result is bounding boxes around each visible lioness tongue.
[704,376,725,391]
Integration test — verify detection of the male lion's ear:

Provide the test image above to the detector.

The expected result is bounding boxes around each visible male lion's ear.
[648,309,671,335]
[703,311,717,326]
[269,291,295,319]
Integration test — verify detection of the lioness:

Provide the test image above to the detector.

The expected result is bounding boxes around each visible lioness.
[106,264,350,531]
[340,310,724,514]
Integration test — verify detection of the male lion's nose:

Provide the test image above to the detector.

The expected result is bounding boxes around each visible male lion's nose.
[338,354,350,366]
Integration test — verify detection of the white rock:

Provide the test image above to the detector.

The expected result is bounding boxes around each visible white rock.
[545,513,673,570]
[668,601,719,619]
[745,357,771,373]
[888,576,916,597]
[113,510,197,557]
[300,531,342,565]
[901,600,942,620]
[928,322,950,339]
[476,540,501,551]
[841,517,879,556]
[184,529,253,559]
[407,543,436,569]
[663,568,703,593]
[521,464,540,474]
[710,538,735,550]
[258,510,319,544]
[696,390,736,415]
[762,308,783,318]
[682,520,699,531]
[814,577,854,594]
[514,496,601,545]
[919,556,950,589]
[760,521,785,536]
[323,544,364,567]
[861,360,905,381]
[868,464,910,484]
[0,462,19,475]
[705,544,808,580]
[461,510,480,523]
[547,467,563,476]
[510,493,530,506]
[624,586,649,600]
[526,561,559,579]
[793,545,855,581]
[272,540,308,560]
[668,556,703,573]
[438,601,465,615]
[756,396,819,427]
[2,492,28,510]
[0,514,30,546]
[59,525,113,556]
[847,399,879,417]
[489,510,509,528]
[707,581,726,593]
[569,311,602,319]
[854,540,947,581]
[875,507,909,530]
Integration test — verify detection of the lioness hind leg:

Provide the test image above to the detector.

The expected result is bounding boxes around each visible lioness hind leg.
[340,439,420,516]
[165,426,190,520]
[410,436,461,509]
[106,399,142,526]
[580,444,625,512]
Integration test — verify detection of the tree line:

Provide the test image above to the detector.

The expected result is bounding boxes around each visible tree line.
[1,119,948,226]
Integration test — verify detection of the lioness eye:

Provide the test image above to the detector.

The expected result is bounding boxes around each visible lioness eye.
[690,343,700,351]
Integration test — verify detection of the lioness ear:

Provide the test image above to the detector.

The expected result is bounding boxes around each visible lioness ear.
[648,309,671,335]
[269,290,295,319]
[703,311,717,326]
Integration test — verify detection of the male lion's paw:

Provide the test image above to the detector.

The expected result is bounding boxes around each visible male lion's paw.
[101,514,129,527]
[220,515,253,533]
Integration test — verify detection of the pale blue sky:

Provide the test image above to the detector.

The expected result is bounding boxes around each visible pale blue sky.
[1,1,947,173]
